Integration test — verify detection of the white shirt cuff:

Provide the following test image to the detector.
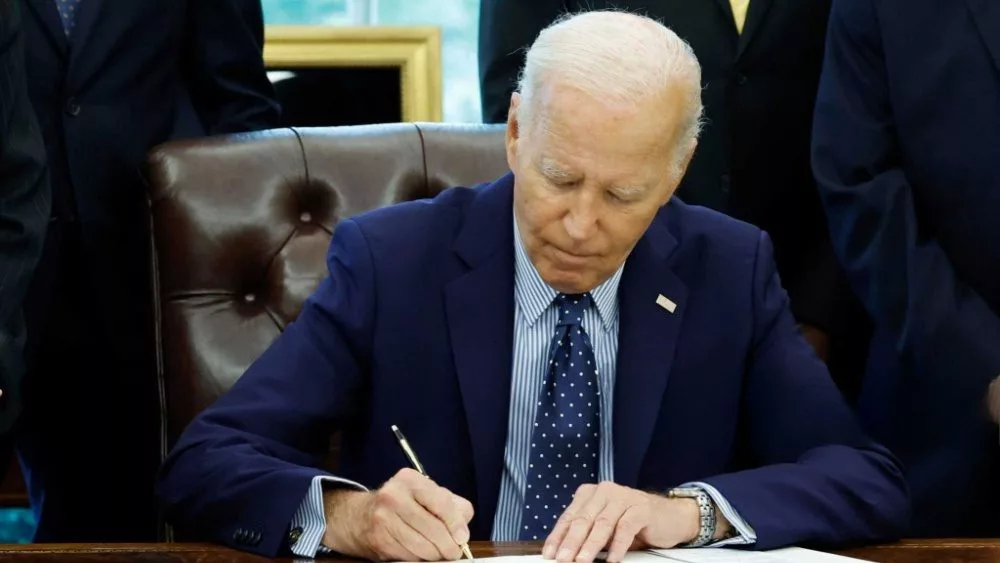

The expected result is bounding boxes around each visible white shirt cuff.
[684,481,757,547]
[289,475,368,557]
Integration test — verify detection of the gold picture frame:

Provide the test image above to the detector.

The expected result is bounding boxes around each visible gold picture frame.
[264,25,443,122]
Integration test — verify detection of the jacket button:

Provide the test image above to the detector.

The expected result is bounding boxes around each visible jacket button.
[65,98,81,117]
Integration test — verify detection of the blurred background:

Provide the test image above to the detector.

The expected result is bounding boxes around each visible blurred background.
[262,0,481,122]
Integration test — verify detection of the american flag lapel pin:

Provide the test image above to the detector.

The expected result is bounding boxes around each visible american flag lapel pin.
[656,294,677,313]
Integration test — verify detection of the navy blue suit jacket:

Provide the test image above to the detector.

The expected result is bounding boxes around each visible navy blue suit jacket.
[812,0,1000,537]
[159,175,909,557]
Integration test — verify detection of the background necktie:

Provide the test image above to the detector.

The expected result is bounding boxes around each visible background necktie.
[55,0,82,36]
[520,293,601,540]
[730,0,750,33]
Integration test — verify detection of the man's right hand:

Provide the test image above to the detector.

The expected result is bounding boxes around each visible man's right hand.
[321,468,474,561]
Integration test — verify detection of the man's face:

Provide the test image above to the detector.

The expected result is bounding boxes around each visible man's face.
[505,81,694,294]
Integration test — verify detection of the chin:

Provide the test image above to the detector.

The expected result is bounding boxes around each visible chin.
[541,268,594,295]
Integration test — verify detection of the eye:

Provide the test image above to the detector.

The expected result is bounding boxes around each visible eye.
[606,190,629,203]
[547,176,580,189]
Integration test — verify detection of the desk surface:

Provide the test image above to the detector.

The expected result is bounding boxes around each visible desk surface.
[0,541,998,563]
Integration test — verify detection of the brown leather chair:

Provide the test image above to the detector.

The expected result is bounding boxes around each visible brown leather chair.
[145,123,509,494]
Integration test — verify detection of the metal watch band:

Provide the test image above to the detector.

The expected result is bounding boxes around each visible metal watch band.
[667,487,716,547]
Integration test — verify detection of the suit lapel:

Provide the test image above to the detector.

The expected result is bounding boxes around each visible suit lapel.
[736,0,775,59]
[25,0,68,59]
[445,174,516,538]
[712,0,734,21]
[67,0,105,76]
[966,0,1000,76]
[612,209,688,488]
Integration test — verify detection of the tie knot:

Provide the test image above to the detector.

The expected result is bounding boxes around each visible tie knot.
[555,293,591,327]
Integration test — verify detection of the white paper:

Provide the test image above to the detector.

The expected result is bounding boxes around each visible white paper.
[406,548,870,563]
[649,547,872,563]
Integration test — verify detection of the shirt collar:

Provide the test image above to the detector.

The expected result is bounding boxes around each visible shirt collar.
[513,213,623,331]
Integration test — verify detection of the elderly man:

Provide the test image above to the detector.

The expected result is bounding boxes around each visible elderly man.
[158,11,909,560]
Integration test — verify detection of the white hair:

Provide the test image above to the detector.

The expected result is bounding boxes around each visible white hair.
[516,10,705,174]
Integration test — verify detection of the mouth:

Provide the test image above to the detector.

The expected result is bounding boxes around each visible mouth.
[550,245,599,266]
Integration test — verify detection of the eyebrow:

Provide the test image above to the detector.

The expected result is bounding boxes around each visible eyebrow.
[609,184,648,198]
[539,158,578,181]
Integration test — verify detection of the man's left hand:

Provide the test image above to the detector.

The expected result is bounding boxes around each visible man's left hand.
[541,482,711,563]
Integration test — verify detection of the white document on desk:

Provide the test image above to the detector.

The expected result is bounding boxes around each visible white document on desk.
[650,546,872,562]
[442,548,870,563]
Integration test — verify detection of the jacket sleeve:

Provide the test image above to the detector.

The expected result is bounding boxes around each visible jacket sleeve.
[0,0,51,433]
[478,0,572,123]
[157,218,376,557]
[811,0,1000,407]
[701,231,911,550]
[182,0,281,134]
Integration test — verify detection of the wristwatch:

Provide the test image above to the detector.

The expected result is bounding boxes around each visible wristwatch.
[667,487,716,547]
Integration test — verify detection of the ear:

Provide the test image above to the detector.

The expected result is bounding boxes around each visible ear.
[505,93,522,172]
[660,138,698,205]
[677,138,697,179]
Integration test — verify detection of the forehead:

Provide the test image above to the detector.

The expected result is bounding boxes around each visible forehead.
[524,83,680,178]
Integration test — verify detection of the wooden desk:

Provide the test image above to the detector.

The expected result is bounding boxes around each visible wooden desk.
[0,541,997,562]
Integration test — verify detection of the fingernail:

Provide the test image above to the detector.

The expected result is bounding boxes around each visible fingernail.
[558,549,573,561]
[542,545,556,559]
[454,527,470,544]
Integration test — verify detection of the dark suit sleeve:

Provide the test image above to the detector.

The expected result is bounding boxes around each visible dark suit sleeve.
[811,0,1000,403]
[182,0,281,134]
[157,218,375,557]
[478,0,571,123]
[0,0,50,433]
[701,231,910,549]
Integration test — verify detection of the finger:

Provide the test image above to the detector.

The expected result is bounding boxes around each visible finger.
[606,505,645,563]
[544,485,597,559]
[453,495,475,529]
[576,501,627,563]
[398,484,463,560]
[413,482,472,546]
[375,526,421,562]
[555,486,609,562]
[387,511,446,561]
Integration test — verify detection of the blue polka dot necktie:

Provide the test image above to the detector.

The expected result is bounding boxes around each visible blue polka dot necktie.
[55,0,82,37]
[520,293,601,541]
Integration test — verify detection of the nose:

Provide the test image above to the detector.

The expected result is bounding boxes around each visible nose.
[563,192,599,242]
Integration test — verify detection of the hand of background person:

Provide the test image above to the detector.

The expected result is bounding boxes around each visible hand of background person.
[799,324,830,362]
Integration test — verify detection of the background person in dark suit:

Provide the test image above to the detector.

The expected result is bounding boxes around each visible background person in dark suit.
[479,0,871,402]
[812,0,1000,537]
[16,0,280,542]
[0,0,50,457]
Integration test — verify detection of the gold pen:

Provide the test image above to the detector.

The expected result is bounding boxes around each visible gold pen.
[391,424,475,562]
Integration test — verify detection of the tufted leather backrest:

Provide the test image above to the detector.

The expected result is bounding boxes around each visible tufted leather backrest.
[146,123,509,465]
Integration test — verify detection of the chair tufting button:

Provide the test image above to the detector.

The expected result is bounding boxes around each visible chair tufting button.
[244,294,256,303]
[300,211,312,223]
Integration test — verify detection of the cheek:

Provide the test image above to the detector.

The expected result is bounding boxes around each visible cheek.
[605,208,659,252]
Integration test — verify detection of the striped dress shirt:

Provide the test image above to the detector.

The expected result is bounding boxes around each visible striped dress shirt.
[288,215,755,557]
